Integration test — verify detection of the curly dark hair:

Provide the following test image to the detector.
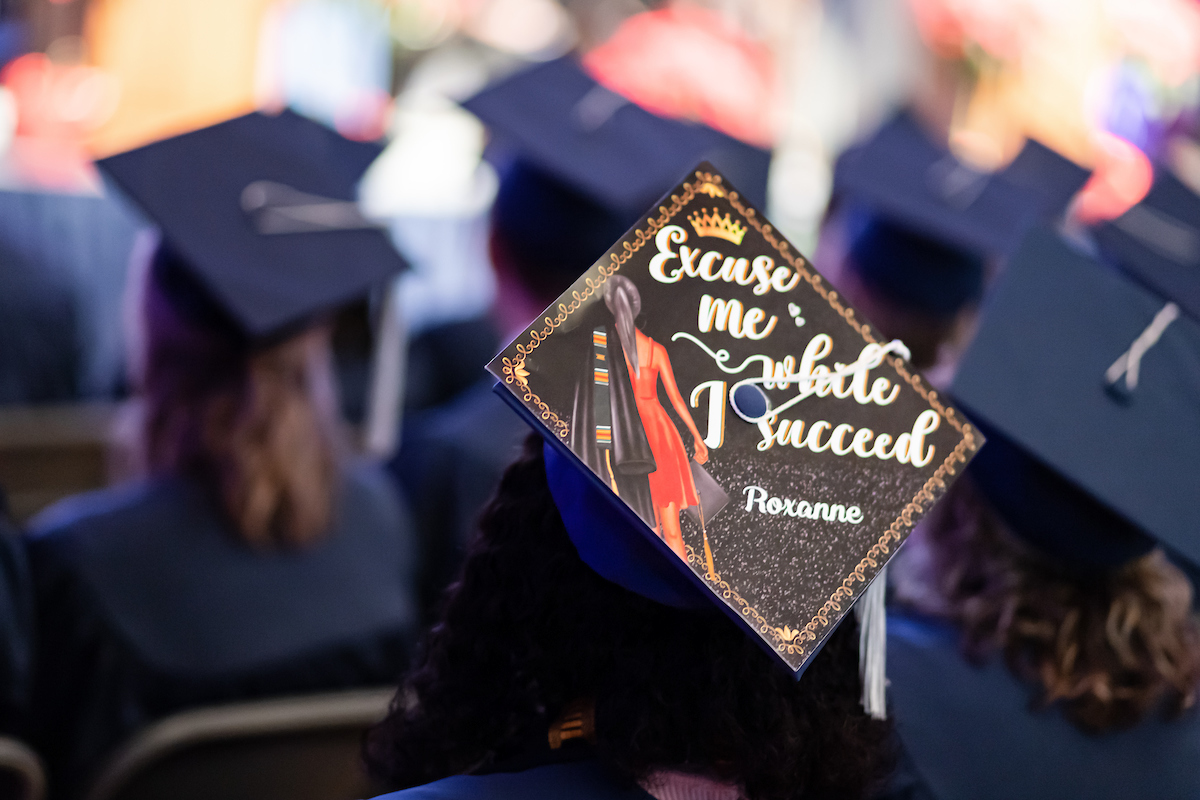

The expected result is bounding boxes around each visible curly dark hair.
[365,436,893,799]
[894,476,1200,733]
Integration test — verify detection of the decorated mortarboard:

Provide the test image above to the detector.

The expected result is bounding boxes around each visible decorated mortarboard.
[999,138,1092,223]
[461,56,771,218]
[98,109,407,340]
[952,227,1200,567]
[833,110,1037,258]
[1092,169,1200,323]
[488,163,982,683]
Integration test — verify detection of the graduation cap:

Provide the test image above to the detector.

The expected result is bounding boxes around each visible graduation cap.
[488,162,982,695]
[97,109,407,341]
[1092,169,1200,324]
[833,110,1037,259]
[832,111,1040,319]
[461,56,771,220]
[999,138,1092,224]
[952,227,1200,568]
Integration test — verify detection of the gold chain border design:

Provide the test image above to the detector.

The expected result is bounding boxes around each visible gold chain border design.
[496,177,703,437]
[498,169,983,662]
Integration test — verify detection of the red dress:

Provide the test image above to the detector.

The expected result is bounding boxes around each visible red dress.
[624,332,699,511]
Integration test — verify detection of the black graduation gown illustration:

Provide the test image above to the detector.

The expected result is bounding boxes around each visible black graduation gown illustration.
[26,463,418,799]
[880,609,1200,800]
[563,303,656,526]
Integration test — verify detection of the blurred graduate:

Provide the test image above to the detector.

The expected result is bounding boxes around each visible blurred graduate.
[362,68,991,794]
[391,6,773,621]
[817,110,1090,380]
[366,436,893,800]
[26,110,419,798]
[882,173,1200,799]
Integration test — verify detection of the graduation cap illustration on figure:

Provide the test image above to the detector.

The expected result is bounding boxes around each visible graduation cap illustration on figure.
[488,162,982,692]
[952,224,1200,569]
[98,109,407,341]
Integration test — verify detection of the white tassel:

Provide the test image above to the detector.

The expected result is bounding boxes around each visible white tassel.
[1104,302,1179,394]
[855,566,888,720]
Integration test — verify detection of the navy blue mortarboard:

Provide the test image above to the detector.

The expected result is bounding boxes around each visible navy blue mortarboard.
[833,110,1037,258]
[461,56,771,217]
[1092,169,1200,323]
[845,211,985,318]
[489,157,637,295]
[998,138,1092,224]
[953,227,1200,568]
[98,109,407,340]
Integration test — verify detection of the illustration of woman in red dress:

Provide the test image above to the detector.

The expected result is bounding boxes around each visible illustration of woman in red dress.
[604,275,708,560]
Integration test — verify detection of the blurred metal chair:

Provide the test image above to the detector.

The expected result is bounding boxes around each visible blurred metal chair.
[84,687,395,800]
[0,402,122,523]
[0,737,47,800]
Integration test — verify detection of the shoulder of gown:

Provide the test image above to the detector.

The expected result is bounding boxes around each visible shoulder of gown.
[387,379,530,620]
[884,608,1200,800]
[29,465,418,676]
[373,761,655,800]
[26,466,419,796]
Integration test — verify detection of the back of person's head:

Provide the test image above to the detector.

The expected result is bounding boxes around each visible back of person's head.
[365,436,892,800]
[490,159,639,307]
[134,242,343,546]
[896,473,1200,733]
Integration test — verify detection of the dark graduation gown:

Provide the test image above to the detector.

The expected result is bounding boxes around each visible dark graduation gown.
[26,464,418,799]
[0,497,32,734]
[390,379,531,622]
[883,610,1200,800]
[372,760,655,800]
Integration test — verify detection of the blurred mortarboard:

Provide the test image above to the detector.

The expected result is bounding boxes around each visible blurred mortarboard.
[461,56,771,217]
[845,210,985,318]
[833,110,1037,257]
[98,109,407,340]
[1092,168,1200,322]
[998,137,1092,223]
[952,227,1200,568]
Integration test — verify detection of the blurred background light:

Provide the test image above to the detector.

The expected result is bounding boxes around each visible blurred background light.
[462,0,575,58]
[583,5,777,147]
[257,0,394,140]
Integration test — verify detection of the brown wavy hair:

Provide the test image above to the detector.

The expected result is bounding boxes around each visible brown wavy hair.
[365,436,893,800]
[133,244,342,546]
[895,477,1200,732]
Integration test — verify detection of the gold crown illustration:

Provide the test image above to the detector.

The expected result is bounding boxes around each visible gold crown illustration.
[688,208,746,245]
